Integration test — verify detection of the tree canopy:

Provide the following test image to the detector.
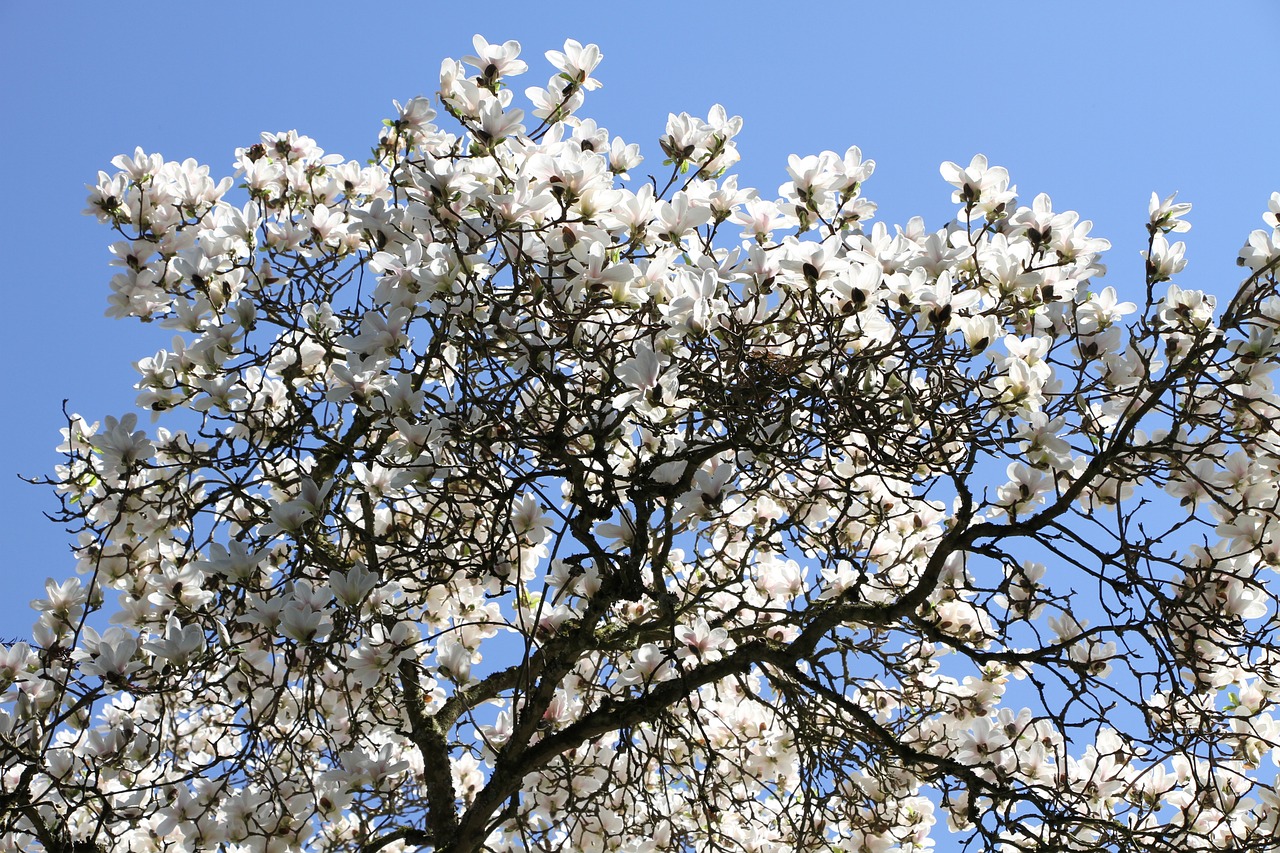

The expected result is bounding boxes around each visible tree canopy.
[5,34,1280,853]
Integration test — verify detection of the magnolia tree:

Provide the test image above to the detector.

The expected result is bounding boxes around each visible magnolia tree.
[6,34,1280,853]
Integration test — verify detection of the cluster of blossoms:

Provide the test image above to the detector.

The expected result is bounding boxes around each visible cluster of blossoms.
[6,34,1280,853]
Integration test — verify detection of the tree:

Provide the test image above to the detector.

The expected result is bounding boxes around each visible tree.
[4,33,1280,853]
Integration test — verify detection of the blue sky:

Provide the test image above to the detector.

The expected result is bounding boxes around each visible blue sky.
[1,0,1277,793]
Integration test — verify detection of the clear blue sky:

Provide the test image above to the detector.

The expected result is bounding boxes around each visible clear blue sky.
[1,0,1275,667]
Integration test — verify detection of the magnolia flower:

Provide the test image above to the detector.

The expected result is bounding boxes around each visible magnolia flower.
[1015,412,1073,471]
[1000,560,1046,620]
[607,136,643,178]
[348,622,418,688]
[331,563,380,608]
[732,197,796,242]
[436,639,474,684]
[1144,233,1188,282]
[656,191,712,240]
[834,145,875,191]
[957,313,1000,354]
[267,499,315,534]
[675,618,729,662]
[306,204,348,246]
[545,39,603,90]
[145,562,213,611]
[462,35,528,79]
[915,270,981,332]
[143,616,206,666]
[392,96,437,134]
[1156,283,1214,330]
[994,461,1050,518]
[524,78,585,120]
[940,154,1015,215]
[1238,226,1280,272]
[510,494,552,545]
[781,152,838,204]
[1075,286,1136,335]
[475,99,526,142]
[0,642,32,687]
[594,513,637,550]
[618,644,673,686]
[1048,612,1085,642]
[110,147,164,182]
[603,185,656,236]
[660,268,726,337]
[613,341,661,400]
[352,461,399,499]
[280,602,331,644]
[31,577,88,628]
[673,456,738,526]
[77,627,142,682]
[1148,191,1192,233]
[612,340,688,420]
[567,241,637,303]
[90,413,154,473]
[989,357,1046,413]
[661,112,711,164]
[955,716,1011,772]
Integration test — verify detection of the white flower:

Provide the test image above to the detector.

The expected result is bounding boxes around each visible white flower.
[612,340,688,420]
[656,191,712,240]
[143,616,206,666]
[0,642,33,686]
[1075,286,1136,335]
[940,154,1015,217]
[675,618,729,662]
[1238,227,1280,272]
[1148,191,1192,233]
[661,268,726,337]
[31,577,88,628]
[510,494,552,545]
[1144,233,1188,283]
[78,627,142,681]
[331,564,380,608]
[463,35,528,79]
[436,639,474,684]
[619,644,673,686]
[608,136,643,178]
[1157,283,1214,330]
[545,39,603,90]
[916,270,981,332]
[476,99,525,142]
[280,602,332,644]
[90,413,155,472]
